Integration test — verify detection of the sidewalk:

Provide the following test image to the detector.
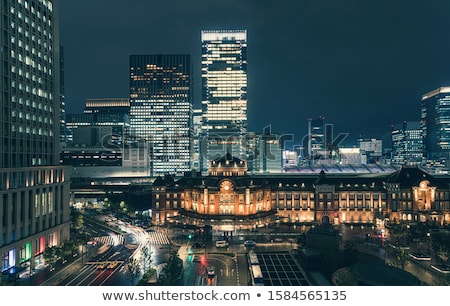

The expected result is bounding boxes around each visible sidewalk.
[14,244,98,286]
[14,256,80,286]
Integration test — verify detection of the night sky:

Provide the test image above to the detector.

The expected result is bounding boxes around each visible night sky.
[59,0,450,147]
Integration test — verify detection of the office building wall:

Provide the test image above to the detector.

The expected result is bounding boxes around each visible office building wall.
[201,30,248,170]
[129,54,193,176]
[0,0,71,279]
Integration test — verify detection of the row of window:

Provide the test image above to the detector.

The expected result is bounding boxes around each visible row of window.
[0,168,64,190]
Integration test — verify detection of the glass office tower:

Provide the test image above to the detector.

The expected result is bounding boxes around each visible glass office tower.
[421,87,450,168]
[307,116,325,160]
[201,30,248,171]
[0,0,71,281]
[391,121,423,167]
[129,55,193,176]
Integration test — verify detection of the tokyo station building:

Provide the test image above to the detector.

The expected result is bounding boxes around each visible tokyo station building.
[151,154,450,230]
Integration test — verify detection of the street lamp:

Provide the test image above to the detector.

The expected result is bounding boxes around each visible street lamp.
[427,232,431,254]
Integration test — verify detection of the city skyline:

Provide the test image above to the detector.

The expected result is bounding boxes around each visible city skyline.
[3,0,450,291]
[59,1,450,146]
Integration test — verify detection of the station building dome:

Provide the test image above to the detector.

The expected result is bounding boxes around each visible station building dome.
[208,152,247,176]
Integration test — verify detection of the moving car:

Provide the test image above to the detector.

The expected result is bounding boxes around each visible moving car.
[207,266,216,278]
[107,261,119,269]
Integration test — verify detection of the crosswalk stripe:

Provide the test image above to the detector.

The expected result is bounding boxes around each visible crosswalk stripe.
[92,232,171,246]
[92,234,124,246]
[147,232,170,245]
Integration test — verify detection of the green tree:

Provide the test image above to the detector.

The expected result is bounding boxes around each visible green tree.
[61,240,76,263]
[43,246,60,270]
[431,232,450,265]
[332,267,359,286]
[70,208,84,231]
[125,257,141,285]
[141,246,153,273]
[137,268,157,286]
[389,223,409,245]
[408,223,429,252]
[389,246,409,270]
[158,250,183,286]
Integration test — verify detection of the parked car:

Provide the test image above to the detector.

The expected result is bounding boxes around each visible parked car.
[244,240,256,247]
[215,240,229,248]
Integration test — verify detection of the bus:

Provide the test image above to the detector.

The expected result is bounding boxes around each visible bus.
[248,251,259,266]
[251,264,264,286]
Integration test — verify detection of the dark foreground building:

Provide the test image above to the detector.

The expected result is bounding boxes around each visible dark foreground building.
[0,0,71,283]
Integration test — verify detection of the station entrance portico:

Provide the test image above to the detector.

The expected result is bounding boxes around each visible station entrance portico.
[166,211,282,242]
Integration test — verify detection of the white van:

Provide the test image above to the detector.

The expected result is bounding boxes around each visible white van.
[215,240,229,248]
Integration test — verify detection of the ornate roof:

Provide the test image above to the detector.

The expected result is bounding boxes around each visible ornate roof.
[209,153,247,171]
[386,166,446,187]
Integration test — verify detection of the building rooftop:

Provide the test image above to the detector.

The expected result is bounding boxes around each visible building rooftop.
[284,163,398,174]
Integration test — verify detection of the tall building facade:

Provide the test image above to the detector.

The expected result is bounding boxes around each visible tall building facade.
[129,55,193,176]
[0,0,71,281]
[306,116,325,160]
[59,44,66,147]
[192,108,202,171]
[391,121,423,167]
[421,87,450,169]
[201,30,248,171]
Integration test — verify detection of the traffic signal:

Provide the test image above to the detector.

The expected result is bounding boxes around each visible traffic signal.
[200,255,207,266]
[188,234,192,239]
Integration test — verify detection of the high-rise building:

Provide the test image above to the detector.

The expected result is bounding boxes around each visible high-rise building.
[201,30,248,171]
[192,108,203,171]
[306,116,325,160]
[0,0,71,281]
[421,87,450,168]
[391,121,423,167]
[59,44,67,147]
[129,55,193,176]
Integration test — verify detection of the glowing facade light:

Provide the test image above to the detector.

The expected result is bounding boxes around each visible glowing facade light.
[129,54,193,176]
[200,30,248,171]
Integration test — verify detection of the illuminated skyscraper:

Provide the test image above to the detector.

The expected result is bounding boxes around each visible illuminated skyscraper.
[59,44,67,147]
[201,30,248,171]
[391,121,423,166]
[421,87,450,168]
[0,0,71,280]
[129,55,193,176]
[306,116,325,160]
